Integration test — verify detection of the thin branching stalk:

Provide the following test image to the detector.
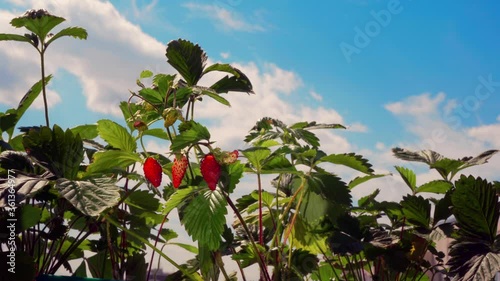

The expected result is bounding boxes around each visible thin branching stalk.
[39,46,49,127]
[257,173,264,246]
[147,211,170,281]
[106,221,119,280]
[223,191,271,281]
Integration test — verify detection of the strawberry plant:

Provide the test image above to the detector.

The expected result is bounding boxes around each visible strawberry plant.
[0,8,499,281]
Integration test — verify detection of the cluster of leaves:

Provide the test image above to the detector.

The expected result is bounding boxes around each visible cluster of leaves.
[1,9,499,281]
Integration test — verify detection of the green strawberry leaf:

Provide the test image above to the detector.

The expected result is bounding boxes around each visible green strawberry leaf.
[394,166,417,193]
[164,186,198,214]
[71,124,98,140]
[19,204,42,231]
[201,89,231,106]
[142,128,170,140]
[55,178,121,217]
[140,70,153,79]
[45,26,87,47]
[0,76,53,139]
[139,88,163,104]
[166,39,207,86]
[10,11,65,41]
[416,180,453,194]
[86,150,141,175]
[319,153,374,174]
[97,119,137,152]
[181,189,227,250]
[242,147,271,173]
[0,33,33,43]
[348,174,387,189]
[170,121,210,151]
[126,190,160,212]
[401,195,431,230]
[452,175,498,241]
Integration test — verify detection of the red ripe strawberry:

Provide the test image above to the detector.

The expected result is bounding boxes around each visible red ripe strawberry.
[172,155,188,188]
[227,150,239,164]
[143,157,162,187]
[200,154,221,191]
[133,120,148,132]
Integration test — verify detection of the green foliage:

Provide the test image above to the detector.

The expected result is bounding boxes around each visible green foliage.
[181,190,228,250]
[23,125,84,179]
[451,175,498,242]
[170,121,210,151]
[2,12,499,280]
[55,178,120,217]
[97,119,137,152]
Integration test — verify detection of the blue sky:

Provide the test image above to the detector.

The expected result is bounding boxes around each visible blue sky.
[1,0,499,192]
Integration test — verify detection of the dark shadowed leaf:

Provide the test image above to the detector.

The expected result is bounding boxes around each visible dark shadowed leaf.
[319,153,374,174]
[348,174,387,189]
[55,178,120,217]
[395,166,417,192]
[416,180,453,194]
[86,150,140,174]
[2,76,53,138]
[451,175,498,242]
[448,240,500,281]
[23,125,83,179]
[0,171,51,207]
[166,39,207,86]
[358,188,380,208]
[45,26,87,47]
[392,147,444,165]
[401,195,431,230]
[0,33,32,42]
[10,11,65,40]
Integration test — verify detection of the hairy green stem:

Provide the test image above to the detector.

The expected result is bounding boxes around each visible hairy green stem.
[223,191,271,281]
[103,214,200,281]
[40,48,50,127]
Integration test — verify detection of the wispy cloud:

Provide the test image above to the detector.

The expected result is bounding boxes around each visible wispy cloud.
[182,2,266,32]
[309,90,323,101]
[131,0,158,18]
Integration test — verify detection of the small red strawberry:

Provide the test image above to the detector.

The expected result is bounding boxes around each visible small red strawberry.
[133,120,148,132]
[225,150,239,164]
[172,155,188,188]
[200,154,221,191]
[143,157,162,187]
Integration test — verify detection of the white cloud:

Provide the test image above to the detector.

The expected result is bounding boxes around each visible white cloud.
[0,0,172,116]
[468,123,500,147]
[347,122,368,132]
[385,92,499,179]
[385,92,446,115]
[348,92,500,204]
[309,90,323,101]
[182,2,266,32]
[131,0,158,18]
[220,52,230,59]
[375,142,385,150]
